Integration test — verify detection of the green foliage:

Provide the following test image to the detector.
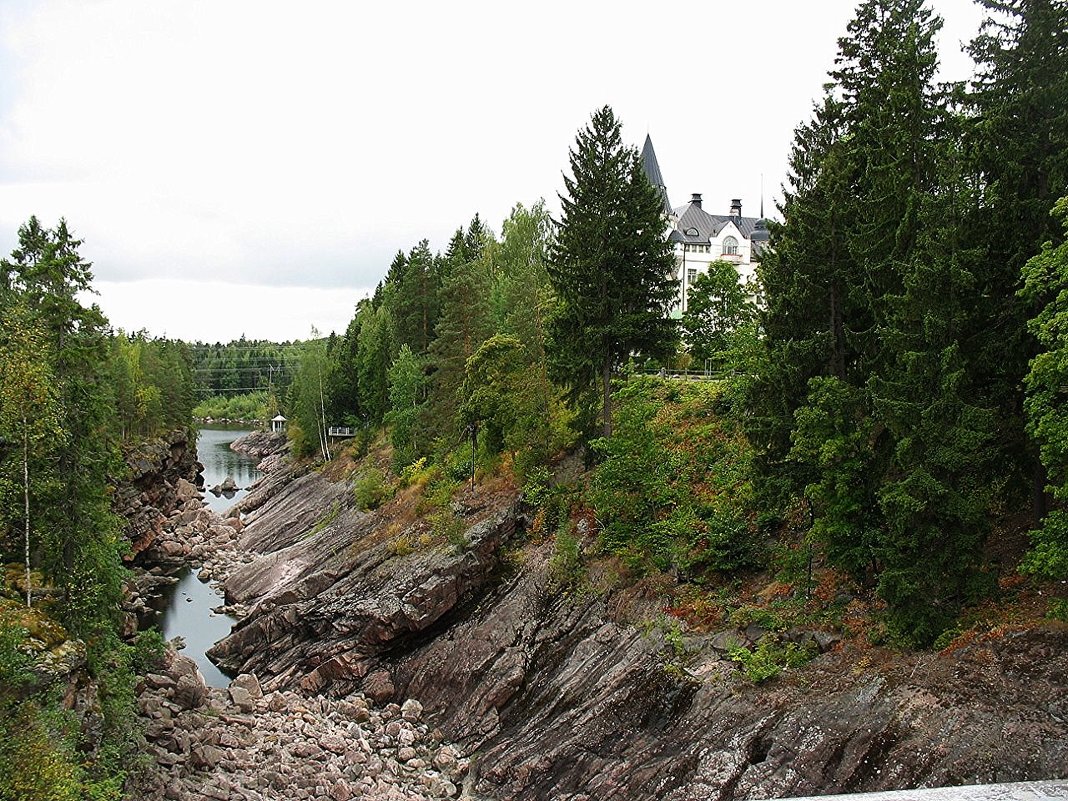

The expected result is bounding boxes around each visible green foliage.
[1048,598,1068,622]
[353,468,392,511]
[547,528,585,592]
[790,378,881,580]
[287,334,331,459]
[428,216,494,436]
[385,345,429,469]
[548,105,678,437]
[0,701,86,801]
[462,335,562,473]
[681,261,757,369]
[728,637,815,684]
[192,390,269,422]
[107,333,195,439]
[748,0,1011,645]
[356,302,393,425]
[1020,198,1068,578]
[0,620,33,694]
[187,337,298,397]
[128,628,167,675]
[591,377,761,576]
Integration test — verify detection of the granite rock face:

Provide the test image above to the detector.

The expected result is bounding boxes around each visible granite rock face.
[113,429,201,559]
[201,459,1068,801]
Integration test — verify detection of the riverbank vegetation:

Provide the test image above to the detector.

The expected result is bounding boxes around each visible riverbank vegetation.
[0,0,1065,793]
[276,0,1068,650]
[0,219,195,798]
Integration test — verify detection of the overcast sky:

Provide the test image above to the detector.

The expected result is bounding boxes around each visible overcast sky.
[0,0,987,342]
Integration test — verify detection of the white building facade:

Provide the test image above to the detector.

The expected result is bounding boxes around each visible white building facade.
[640,135,769,315]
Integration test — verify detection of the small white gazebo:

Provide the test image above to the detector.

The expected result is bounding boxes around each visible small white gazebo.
[271,414,287,433]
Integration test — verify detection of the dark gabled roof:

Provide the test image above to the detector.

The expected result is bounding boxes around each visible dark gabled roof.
[641,134,673,217]
[672,199,760,244]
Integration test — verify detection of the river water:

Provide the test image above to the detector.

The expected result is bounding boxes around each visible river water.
[152,426,262,687]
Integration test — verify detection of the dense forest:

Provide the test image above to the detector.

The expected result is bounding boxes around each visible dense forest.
[0,0,1065,797]
[272,0,1068,647]
[0,219,197,798]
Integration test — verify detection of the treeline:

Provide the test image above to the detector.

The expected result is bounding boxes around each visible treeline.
[746,0,1068,642]
[0,218,195,798]
[187,338,300,397]
[285,202,570,471]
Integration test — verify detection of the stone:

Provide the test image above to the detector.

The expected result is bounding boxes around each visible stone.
[363,670,395,705]
[190,743,226,770]
[229,685,255,712]
[173,674,208,710]
[231,673,264,700]
[400,698,423,722]
[291,741,323,759]
[145,672,176,690]
[176,478,200,503]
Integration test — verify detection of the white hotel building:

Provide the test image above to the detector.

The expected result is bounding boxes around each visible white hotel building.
[640,135,769,315]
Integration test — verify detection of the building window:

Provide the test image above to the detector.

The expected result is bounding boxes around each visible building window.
[687,268,697,285]
[722,236,739,256]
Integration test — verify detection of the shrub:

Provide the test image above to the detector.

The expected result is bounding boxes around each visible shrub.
[590,377,762,576]
[548,529,584,591]
[353,468,392,511]
[728,637,815,683]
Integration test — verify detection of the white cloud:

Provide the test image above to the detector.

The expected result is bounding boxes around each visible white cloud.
[1,0,988,340]
[91,279,370,342]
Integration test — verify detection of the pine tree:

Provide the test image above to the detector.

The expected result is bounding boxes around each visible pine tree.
[0,217,124,638]
[548,106,677,437]
[427,216,494,438]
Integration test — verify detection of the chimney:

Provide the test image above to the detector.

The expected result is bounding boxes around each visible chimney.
[730,198,742,217]
[691,193,703,208]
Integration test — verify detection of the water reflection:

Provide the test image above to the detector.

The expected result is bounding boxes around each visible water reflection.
[198,427,263,514]
[153,568,237,688]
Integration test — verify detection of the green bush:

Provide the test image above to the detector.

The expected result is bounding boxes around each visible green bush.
[728,637,815,683]
[548,528,584,591]
[353,468,392,510]
[590,377,762,576]
[192,391,269,421]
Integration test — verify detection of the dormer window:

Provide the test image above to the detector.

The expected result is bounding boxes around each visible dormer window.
[685,227,699,237]
[722,236,739,256]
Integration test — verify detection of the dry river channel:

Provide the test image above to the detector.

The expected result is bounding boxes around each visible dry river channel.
[130,428,470,801]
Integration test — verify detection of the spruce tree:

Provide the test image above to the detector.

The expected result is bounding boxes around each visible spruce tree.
[428,216,494,438]
[965,0,1068,517]
[548,106,677,437]
[745,95,853,506]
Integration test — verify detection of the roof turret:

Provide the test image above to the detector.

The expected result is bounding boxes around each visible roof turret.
[641,134,673,216]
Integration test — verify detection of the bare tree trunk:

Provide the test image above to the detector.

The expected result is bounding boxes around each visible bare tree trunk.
[602,358,613,438]
[318,367,330,462]
[23,421,31,607]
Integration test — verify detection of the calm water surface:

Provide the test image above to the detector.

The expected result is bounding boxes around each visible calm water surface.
[198,426,263,514]
[155,568,237,687]
[151,426,262,687]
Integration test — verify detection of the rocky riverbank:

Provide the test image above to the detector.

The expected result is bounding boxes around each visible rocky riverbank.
[197,447,1068,801]
[126,429,476,801]
[131,649,468,801]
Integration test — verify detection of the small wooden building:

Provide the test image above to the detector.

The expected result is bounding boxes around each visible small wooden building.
[271,414,287,433]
